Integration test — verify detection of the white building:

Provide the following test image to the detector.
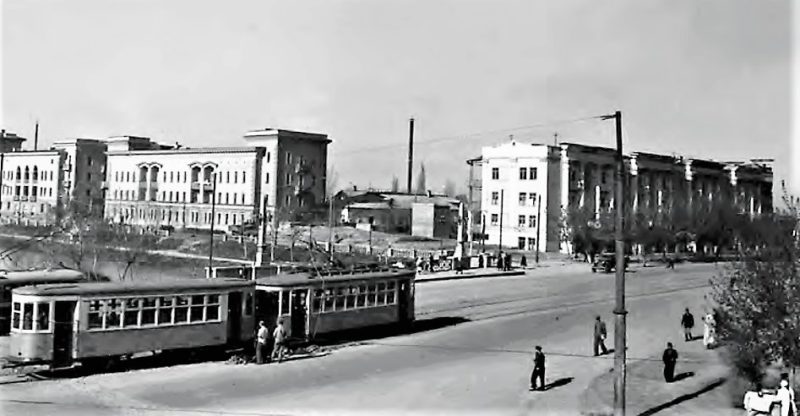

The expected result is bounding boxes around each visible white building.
[104,129,330,232]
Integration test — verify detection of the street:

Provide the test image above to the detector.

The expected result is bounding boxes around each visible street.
[0,263,723,416]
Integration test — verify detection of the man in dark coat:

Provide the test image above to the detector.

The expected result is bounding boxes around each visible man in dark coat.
[662,342,678,382]
[505,253,512,271]
[497,251,504,270]
[681,308,695,342]
[530,345,546,391]
[593,316,609,356]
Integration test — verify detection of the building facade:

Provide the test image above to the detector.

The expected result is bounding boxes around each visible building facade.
[479,139,774,253]
[104,129,329,232]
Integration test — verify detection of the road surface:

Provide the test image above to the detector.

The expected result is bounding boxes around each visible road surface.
[0,263,723,416]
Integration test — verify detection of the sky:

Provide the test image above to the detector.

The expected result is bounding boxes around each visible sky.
[1,0,794,197]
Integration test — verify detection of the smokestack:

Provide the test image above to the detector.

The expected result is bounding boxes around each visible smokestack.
[34,121,39,151]
[407,118,414,194]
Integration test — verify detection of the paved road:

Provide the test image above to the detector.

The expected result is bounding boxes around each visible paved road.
[0,263,723,416]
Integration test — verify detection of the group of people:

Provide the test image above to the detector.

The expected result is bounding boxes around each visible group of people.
[744,374,797,416]
[255,319,287,364]
[496,251,514,271]
[681,308,717,349]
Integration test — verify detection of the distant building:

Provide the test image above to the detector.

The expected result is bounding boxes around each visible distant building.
[479,139,774,253]
[104,129,330,232]
[340,191,460,239]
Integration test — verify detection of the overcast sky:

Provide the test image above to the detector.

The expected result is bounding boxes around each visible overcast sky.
[1,0,792,196]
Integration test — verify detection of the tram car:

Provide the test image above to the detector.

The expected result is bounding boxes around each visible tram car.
[7,278,254,369]
[254,268,415,340]
[0,269,86,335]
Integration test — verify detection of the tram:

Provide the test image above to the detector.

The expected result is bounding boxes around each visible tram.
[8,278,254,369]
[0,269,86,335]
[254,268,415,341]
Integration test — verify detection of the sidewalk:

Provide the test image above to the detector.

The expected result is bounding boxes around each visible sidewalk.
[580,342,729,415]
[415,268,525,283]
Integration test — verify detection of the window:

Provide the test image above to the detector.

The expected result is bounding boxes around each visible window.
[528,215,537,228]
[335,287,346,310]
[88,300,104,329]
[158,297,174,325]
[323,289,334,312]
[234,172,238,184]
[36,302,49,331]
[22,303,34,330]
[346,286,357,309]
[529,167,537,180]
[518,237,526,249]
[11,302,20,329]
[357,285,367,308]
[281,291,291,315]
[190,295,205,322]
[377,282,387,305]
[265,173,269,184]
[105,299,122,329]
[174,296,190,323]
[366,284,377,306]
[242,171,246,183]
[386,281,396,304]
[528,237,536,251]
[491,192,499,205]
[124,298,140,327]
[529,193,537,205]
[518,193,526,206]
[491,214,499,225]
[244,293,253,316]
[141,298,157,326]
[518,215,526,227]
[519,167,527,180]
[312,289,323,313]
[491,167,499,180]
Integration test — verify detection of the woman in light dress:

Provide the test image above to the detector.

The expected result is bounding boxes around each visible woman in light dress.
[702,312,716,349]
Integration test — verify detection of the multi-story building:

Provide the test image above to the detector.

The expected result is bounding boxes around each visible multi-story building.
[104,129,330,232]
[0,130,107,226]
[479,139,774,253]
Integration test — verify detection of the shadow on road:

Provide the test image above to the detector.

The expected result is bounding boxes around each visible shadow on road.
[637,377,726,416]
[313,316,472,346]
[672,371,695,382]
[541,377,574,391]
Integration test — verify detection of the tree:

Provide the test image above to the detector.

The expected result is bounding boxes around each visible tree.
[710,189,800,385]
[391,176,400,193]
[443,179,457,197]
[326,165,339,197]
[415,163,427,195]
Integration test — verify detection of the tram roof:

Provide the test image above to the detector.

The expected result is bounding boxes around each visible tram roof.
[255,269,416,288]
[0,269,85,286]
[11,277,253,297]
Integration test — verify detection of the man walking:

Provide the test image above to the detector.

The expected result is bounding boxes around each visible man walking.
[662,342,678,383]
[530,346,546,391]
[593,316,609,356]
[255,321,269,364]
[271,318,287,363]
[681,308,695,342]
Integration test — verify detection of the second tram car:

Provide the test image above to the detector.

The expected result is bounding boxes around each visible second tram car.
[0,269,86,335]
[8,278,254,368]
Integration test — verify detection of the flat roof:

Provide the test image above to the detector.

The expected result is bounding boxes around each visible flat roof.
[256,269,415,287]
[12,277,253,297]
[107,147,262,156]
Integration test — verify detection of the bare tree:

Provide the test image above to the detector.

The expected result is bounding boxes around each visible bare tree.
[391,176,400,193]
[415,163,427,195]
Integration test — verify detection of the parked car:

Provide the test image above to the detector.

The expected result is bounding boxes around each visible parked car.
[591,253,630,273]
[229,222,259,237]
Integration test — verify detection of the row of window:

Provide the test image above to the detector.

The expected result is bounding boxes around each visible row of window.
[518,237,537,251]
[490,167,538,181]
[109,207,248,226]
[4,167,56,182]
[4,186,54,198]
[111,189,251,206]
[11,302,49,331]
[113,169,260,185]
[488,214,537,228]
[86,294,224,330]
[489,192,539,207]
[310,281,398,313]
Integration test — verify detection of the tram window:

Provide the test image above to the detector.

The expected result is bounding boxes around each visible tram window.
[36,303,50,331]
[22,303,33,330]
[386,289,396,304]
[346,286,357,309]
[174,296,190,323]
[356,285,367,308]
[312,290,323,313]
[190,295,205,322]
[244,293,253,316]
[87,300,103,329]
[335,287,346,310]
[11,302,20,329]
[377,289,386,305]
[387,281,396,291]
[366,285,377,306]
[123,299,140,327]
[323,289,334,312]
[106,299,122,329]
[141,298,157,326]
[206,294,220,321]
[157,297,174,325]
[377,282,386,291]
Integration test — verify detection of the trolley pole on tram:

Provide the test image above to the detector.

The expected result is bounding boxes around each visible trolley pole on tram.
[601,110,627,416]
[208,173,217,273]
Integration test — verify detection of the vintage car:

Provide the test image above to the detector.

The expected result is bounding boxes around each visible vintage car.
[591,253,630,273]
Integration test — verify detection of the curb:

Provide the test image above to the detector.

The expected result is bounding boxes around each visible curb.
[416,270,525,283]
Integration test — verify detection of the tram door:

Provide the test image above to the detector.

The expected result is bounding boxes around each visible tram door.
[255,290,279,327]
[52,301,76,368]
[227,292,242,343]
[290,290,307,339]
[398,280,411,323]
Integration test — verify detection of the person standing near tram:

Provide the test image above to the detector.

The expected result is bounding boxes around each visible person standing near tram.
[255,321,269,364]
[272,318,287,363]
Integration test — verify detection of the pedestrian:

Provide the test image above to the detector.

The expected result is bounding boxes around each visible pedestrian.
[778,378,797,416]
[271,318,287,363]
[593,316,609,356]
[497,251,504,271]
[520,255,527,268]
[505,253,512,271]
[454,257,464,275]
[529,345,546,391]
[703,312,716,349]
[255,321,269,364]
[662,342,678,383]
[681,308,695,342]
[415,256,423,273]
[428,254,435,272]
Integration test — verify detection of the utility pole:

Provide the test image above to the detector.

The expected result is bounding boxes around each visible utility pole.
[498,189,504,249]
[602,110,627,416]
[535,194,541,264]
[328,193,334,262]
[407,118,415,194]
[208,173,217,274]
